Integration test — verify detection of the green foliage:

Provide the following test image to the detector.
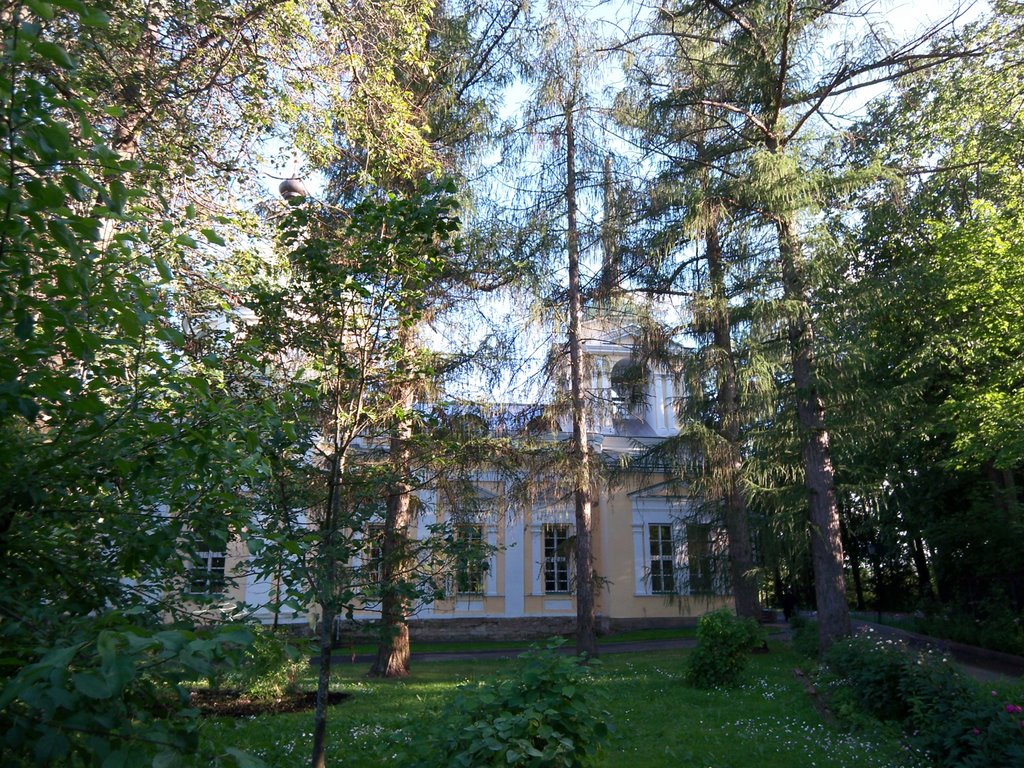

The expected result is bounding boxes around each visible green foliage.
[200,648,908,768]
[790,616,821,660]
[223,628,305,701]
[0,4,273,765]
[915,602,1024,657]
[822,631,1024,767]
[389,643,610,768]
[685,610,765,688]
[0,610,254,767]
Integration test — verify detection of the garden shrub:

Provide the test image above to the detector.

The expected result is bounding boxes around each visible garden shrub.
[391,642,609,768]
[685,610,764,689]
[790,616,820,660]
[223,626,304,700]
[821,630,1024,767]
[916,600,1024,657]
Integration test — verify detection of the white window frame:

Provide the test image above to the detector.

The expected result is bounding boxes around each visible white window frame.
[633,492,725,597]
[455,522,486,595]
[529,504,574,596]
[543,523,572,594]
[648,523,676,594]
[188,547,226,596]
[363,523,385,586]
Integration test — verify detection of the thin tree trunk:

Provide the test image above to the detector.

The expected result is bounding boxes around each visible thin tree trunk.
[910,536,934,602]
[310,603,335,768]
[775,215,851,651]
[311,437,344,768]
[840,515,866,611]
[705,220,761,619]
[565,102,597,659]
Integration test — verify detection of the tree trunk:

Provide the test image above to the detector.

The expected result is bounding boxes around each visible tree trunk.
[565,102,597,659]
[840,516,866,611]
[371,330,416,678]
[310,442,344,768]
[370,480,413,677]
[775,215,851,651]
[310,603,335,768]
[911,536,935,602]
[706,221,761,619]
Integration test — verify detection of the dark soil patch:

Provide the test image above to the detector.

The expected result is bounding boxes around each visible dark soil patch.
[190,689,350,717]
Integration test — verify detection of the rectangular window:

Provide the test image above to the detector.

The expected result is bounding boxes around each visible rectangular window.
[687,524,713,594]
[365,524,385,585]
[649,524,675,593]
[455,523,485,594]
[188,545,226,595]
[544,524,571,594]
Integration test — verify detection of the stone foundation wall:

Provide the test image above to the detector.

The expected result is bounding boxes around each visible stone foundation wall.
[605,616,700,633]
[408,616,578,642]
[329,614,704,645]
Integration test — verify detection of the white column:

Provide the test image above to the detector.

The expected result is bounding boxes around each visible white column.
[485,523,498,596]
[530,523,544,595]
[648,373,662,432]
[504,513,525,616]
[664,376,676,433]
[632,522,647,596]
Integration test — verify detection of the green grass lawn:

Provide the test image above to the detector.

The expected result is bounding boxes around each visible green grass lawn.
[197,642,914,767]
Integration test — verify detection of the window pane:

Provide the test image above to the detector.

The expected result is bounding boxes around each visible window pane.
[649,525,675,593]
[456,523,484,594]
[687,524,712,593]
[366,524,385,584]
[544,524,570,593]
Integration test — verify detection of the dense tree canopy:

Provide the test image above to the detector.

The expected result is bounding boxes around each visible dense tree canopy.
[2,0,1023,763]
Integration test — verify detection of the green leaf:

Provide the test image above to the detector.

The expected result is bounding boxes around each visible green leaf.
[73,672,111,699]
[152,750,182,768]
[80,7,110,26]
[25,1,54,20]
[48,219,82,257]
[154,256,174,282]
[33,40,74,69]
[24,178,65,209]
[201,228,225,246]
[14,311,33,340]
[35,731,70,763]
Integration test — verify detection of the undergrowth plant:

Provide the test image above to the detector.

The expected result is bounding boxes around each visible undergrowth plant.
[821,630,1024,766]
[226,627,305,700]
[790,615,821,660]
[685,609,764,689]
[388,641,610,767]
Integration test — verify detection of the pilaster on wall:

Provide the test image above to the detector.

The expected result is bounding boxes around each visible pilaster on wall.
[504,512,525,615]
[647,372,678,436]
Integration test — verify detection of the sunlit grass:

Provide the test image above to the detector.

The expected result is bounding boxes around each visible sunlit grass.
[197,644,913,767]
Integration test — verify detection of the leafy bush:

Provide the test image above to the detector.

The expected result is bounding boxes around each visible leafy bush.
[0,610,256,766]
[823,633,922,721]
[916,601,1024,657]
[821,630,1024,767]
[390,642,609,768]
[790,616,820,660]
[223,626,305,700]
[685,610,764,689]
